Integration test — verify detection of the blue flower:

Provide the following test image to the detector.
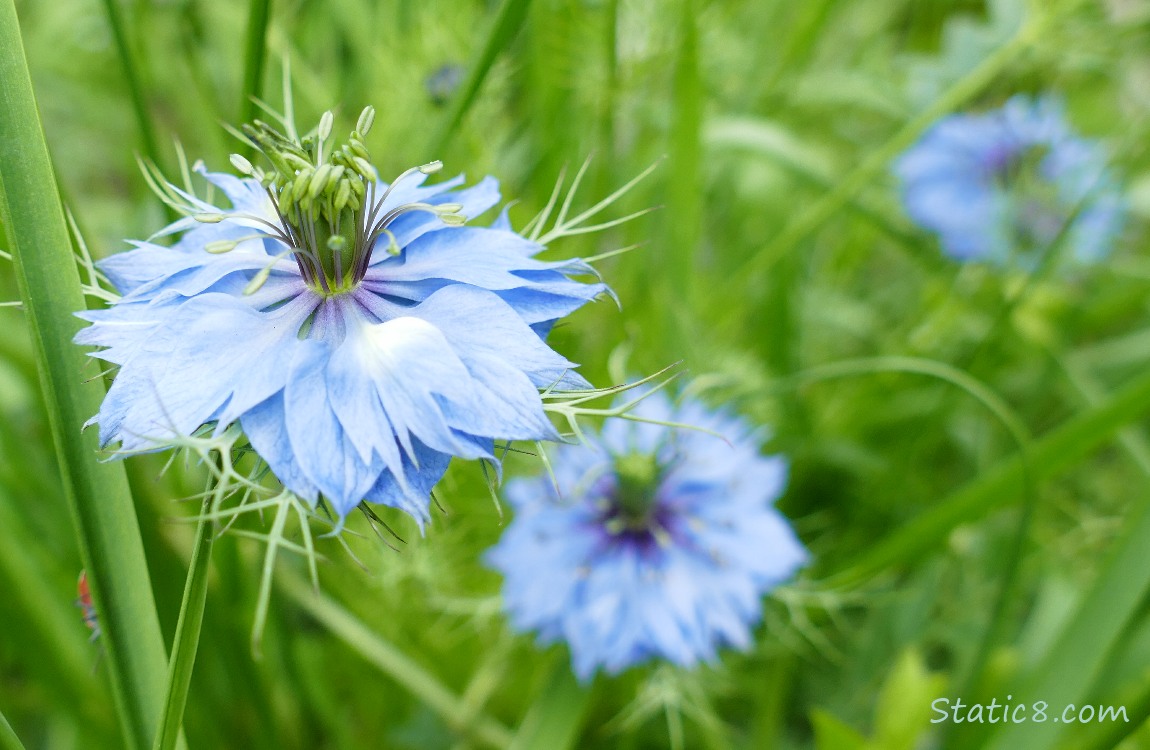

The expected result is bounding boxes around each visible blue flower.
[895,95,1124,265]
[485,390,808,680]
[75,108,606,523]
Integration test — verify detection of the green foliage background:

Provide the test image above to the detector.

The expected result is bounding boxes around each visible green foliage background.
[4,0,1150,747]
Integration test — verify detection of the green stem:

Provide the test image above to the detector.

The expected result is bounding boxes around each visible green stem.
[98,0,161,167]
[239,0,273,129]
[277,570,514,749]
[0,4,171,749]
[0,708,26,750]
[152,493,217,750]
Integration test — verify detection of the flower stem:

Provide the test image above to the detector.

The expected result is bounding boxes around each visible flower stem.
[152,492,217,750]
[0,4,171,749]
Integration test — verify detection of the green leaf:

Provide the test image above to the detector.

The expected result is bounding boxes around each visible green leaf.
[810,709,867,750]
[872,650,947,750]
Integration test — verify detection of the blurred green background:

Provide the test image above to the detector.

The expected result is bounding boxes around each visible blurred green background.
[5,0,1150,747]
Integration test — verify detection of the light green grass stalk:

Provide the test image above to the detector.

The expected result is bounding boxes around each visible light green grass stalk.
[0,4,171,748]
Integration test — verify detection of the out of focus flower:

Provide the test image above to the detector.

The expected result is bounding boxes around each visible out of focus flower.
[425,63,464,107]
[75,107,606,524]
[486,390,807,681]
[895,95,1124,266]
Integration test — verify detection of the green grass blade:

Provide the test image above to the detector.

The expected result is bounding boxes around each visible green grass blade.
[278,570,514,749]
[97,0,162,168]
[725,12,1045,322]
[509,664,591,750]
[0,707,26,750]
[153,497,216,750]
[666,0,702,299]
[430,0,532,156]
[239,0,273,127]
[829,365,1150,586]
[980,360,1150,750]
[0,5,171,748]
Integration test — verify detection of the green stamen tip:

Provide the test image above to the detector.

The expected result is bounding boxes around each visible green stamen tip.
[230,154,254,175]
[356,106,376,136]
[205,240,238,254]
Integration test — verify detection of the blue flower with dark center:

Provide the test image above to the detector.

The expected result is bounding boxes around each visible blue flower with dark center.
[895,95,1124,266]
[76,107,606,523]
[485,390,808,680]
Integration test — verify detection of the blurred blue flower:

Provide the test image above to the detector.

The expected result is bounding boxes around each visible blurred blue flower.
[895,95,1124,265]
[76,109,605,523]
[486,390,807,681]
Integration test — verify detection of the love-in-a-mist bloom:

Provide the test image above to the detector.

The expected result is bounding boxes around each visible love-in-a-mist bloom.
[895,95,1124,265]
[76,108,606,523]
[485,390,808,680]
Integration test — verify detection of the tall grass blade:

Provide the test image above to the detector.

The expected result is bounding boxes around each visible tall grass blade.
[430,0,533,156]
[0,5,171,748]
[239,0,273,128]
[98,0,162,168]
[0,708,26,750]
[666,0,702,299]
[831,366,1150,586]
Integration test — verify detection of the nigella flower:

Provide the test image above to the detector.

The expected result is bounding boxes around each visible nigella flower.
[895,95,1124,266]
[485,389,808,680]
[75,107,606,524]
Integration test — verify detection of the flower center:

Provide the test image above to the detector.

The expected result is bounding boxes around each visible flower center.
[235,107,465,296]
[600,453,672,546]
[991,144,1066,251]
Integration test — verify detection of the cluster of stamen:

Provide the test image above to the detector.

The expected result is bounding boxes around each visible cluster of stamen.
[991,144,1066,249]
[599,453,673,548]
[200,106,466,296]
